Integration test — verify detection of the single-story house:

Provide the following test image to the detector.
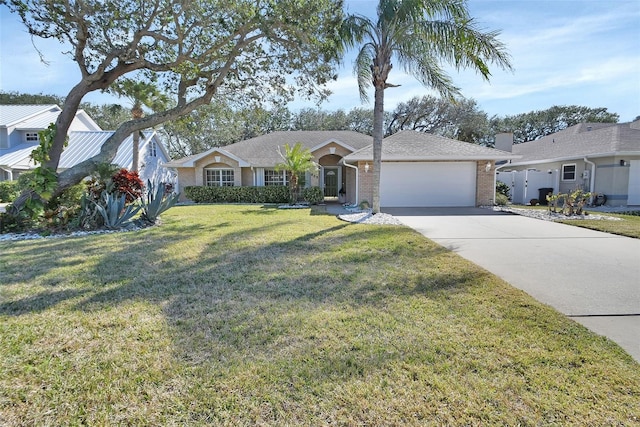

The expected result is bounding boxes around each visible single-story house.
[165,130,519,207]
[0,104,171,184]
[495,120,640,206]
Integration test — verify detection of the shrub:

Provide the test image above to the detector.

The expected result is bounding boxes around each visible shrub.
[42,183,85,230]
[0,181,20,202]
[184,186,290,204]
[496,181,510,199]
[111,169,144,203]
[494,193,509,206]
[302,186,324,204]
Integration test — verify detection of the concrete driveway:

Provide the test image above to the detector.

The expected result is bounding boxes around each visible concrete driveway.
[383,207,640,362]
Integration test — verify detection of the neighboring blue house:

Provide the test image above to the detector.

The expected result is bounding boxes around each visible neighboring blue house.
[0,104,171,184]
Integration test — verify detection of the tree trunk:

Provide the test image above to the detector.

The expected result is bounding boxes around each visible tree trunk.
[132,131,140,172]
[46,86,87,170]
[372,85,385,214]
[131,105,144,172]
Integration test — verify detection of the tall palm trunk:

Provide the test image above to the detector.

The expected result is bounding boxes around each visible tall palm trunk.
[131,104,143,172]
[372,85,384,213]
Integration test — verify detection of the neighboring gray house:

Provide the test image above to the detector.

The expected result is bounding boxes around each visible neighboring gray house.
[165,130,518,207]
[0,104,171,184]
[496,120,640,206]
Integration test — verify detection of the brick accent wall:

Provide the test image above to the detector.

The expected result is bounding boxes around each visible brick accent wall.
[476,160,495,206]
[358,161,374,205]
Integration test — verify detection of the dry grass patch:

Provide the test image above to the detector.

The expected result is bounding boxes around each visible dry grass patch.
[1,204,638,425]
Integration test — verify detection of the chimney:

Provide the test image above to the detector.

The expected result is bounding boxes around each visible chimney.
[495,132,514,152]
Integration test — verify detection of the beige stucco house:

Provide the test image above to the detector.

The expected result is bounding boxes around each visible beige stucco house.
[165,130,518,207]
[496,120,640,206]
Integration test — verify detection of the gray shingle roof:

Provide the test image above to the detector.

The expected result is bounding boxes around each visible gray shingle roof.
[511,121,640,163]
[166,130,374,167]
[344,130,519,161]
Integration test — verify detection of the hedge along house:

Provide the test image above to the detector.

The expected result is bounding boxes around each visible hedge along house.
[164,131,374,202]
[167,129,519,207]
[495,120,640,207]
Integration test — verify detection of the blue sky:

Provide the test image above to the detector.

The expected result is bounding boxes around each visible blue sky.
[1,0,639,121]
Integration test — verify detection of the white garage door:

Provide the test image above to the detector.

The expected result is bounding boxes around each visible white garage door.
[628,160,640,205]
[380,162,476,207]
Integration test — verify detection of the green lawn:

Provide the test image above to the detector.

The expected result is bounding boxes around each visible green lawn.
[1,205,638,425]
[560,212,640,239]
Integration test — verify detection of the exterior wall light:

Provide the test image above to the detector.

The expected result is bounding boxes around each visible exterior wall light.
[364,162,370,173]
[485,161,492,172]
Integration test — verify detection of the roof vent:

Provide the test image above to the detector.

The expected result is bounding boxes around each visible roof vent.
[587,126,592,131]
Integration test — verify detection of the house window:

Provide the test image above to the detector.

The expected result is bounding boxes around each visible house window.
[562,164,576,181]
[26,132,39,142]
[264,169,286,186]
[149,141,157,157]
[205,169,234,186]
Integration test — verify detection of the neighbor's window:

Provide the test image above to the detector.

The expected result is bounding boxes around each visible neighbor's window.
[205,169,234,186]
[149,141,157,157]
[264,169,286,186]
[26,132,39,142]
[562,164,576,181]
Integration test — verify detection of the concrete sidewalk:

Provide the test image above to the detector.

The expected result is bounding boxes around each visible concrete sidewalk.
[384,207,640,362]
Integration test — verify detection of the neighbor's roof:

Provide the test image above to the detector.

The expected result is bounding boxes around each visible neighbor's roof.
[0,143,38,169]
[165,130,374,168]
[344,130,520,162]
[0,104,61,127]
[59,130,163,169]
[0,130,164,170]
[510,121,640,164]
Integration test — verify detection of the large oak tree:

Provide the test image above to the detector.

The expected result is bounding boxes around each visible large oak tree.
[2,0,345,198]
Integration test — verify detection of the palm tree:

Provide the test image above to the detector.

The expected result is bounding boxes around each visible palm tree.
[275,142,319,204]
[112,79,169,172]
[341,0,512,213]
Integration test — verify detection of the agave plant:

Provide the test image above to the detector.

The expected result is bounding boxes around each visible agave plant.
[140,180,179,224]
[94,191,141,229]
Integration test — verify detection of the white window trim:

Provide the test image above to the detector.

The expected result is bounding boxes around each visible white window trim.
[561,163,577,182]
[205,168,235,187]
[263,169,287,186]
[149,141,157,157]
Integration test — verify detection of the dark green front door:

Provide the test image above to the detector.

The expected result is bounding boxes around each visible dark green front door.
[323,168,338,197]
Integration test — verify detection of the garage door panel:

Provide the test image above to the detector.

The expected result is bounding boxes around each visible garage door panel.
[628,160,640,205]
[380,162,476,207]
